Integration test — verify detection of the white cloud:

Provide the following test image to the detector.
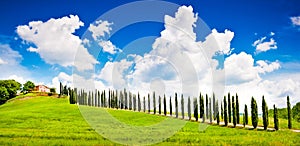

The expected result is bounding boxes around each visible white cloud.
[0,57,7,65]
[290,16,300,26]
[16,15,97,71]
[256,60,280,74]
[98,40,120,54]
[89,20,112,40]
[270,32,275,36]
[253,37,277,53]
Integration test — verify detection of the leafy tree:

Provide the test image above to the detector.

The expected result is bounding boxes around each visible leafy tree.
[262,96,269,130]
[170,96,172,116]
[153,91,156,114]
[181,94,184,119]
[0,79,21,99]
[194,98,198,121]
[175,93,178,118]
[244,104,248,125]
[158,96,161,114]
[224,96,228,126]
[63,85,68,96]
[228,93,231,123]
[22,81,35,93]
[287,96,292,129]
[232,96,236,127]
[50,88,56,93]
[0,86,9,104]
[251,97,258,129]
[236,93,240,124]
[188,97,191,120]
[274,104,279,130]
[164,94,167,116]
[206,94,208,119]
[199,93,204,119]
[292,102,300,122]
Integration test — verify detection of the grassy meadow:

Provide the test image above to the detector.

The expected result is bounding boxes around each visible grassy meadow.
[0,94,299,145]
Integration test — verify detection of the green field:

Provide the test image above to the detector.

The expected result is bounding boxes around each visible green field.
[0,95,299,145]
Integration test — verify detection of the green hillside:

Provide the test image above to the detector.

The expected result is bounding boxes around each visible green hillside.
[0,95,299,145]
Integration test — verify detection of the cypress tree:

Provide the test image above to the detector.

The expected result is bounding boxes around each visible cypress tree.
[232,96,236,127]
[170,96,172,116]
[158,96,161,115]
[138,93,141,112]
[164,94,167,116]
[221,102,224,120]
[213,93,216,120]
[194,98,198,121]
[175,93,178,118]
[251,97,258,129]
[274,104,279,130]
[287,96,292,129]
[244,104,248,125]
[188,97,191,120]
[153,91,156,114]
[133,94,136,111]
[228,93,231,123]
[120,91,123,109]
[262,96,269,130]
[143,96,146,112]
[199,93,204,119]
[224,96,228,126]
[148,93,150,113]
[209,97,212,123]
[236,93,239,124]
[124,89,128,109]
[181,94,184,119]
[216,100,220,125]
[129,92,132,110]
[206,94,209,119]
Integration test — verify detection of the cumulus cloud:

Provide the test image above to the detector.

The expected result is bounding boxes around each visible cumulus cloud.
[0,57,7,65]
[98,40,120,54]
[89,20,112,40]
[253,36,277,53]
[290,16,300,26]
[16,15,97,71]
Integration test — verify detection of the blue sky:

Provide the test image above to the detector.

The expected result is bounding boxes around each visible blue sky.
[0,0,300,108]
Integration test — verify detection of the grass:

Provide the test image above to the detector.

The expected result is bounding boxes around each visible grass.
[0,94,299,145]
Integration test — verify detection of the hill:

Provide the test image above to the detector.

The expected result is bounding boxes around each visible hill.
[0,94,299,145]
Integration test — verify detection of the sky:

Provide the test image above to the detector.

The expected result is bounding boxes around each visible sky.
[0,0,300,109]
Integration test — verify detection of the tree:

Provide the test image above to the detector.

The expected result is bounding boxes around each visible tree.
[181,94,184,119]
[138,93,141,112]
[232,96,236,127]
[133,94,136,111]
[209,97,212,123]
[143,96,146,112]
[153,91,156,114]
[164,94,167,116]
[0,86,9,104]
[236,93,240,124]
[228,93,231,123]
[194,98,198,121]
[148,93,150,113]
[0,80,21,99]
[175,93,178,118]
[221,102,224,120]
[22,81,35,93]
[170,96,172,116]
[129,92,132,110]
[158,96,161,114]
[124,89,128,109]
[274,104,279,130]
[216,100,220,125]
[199,93,204,119]
[262,96,269,130]
[63,85,68,96]
[292,102,300,122]
[224,96,228,126]
[59,82,63,97]
[206,94,208,119]
[251,97,258,129]
[213,93,216,120]
[287,96,292,129]
[188,97,191,120]
[244,104,248,125]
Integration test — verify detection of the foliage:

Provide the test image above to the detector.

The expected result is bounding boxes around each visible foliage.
[170,96,172,116]
[0,80,21,104]
[232,96,236,127]
[213,93,216,120]
[209,97,212,123]
[181,94,184,119]
[274,104,279,130]
[251,97,258,129]
[199,93,204,119]
[236,93,239,124]
[188,97,191,120]
[22,81,35,93]
[224,96,228,126]
[228,93,231,123]
[175,93,178,118]
[153,91,156,114]
[164,95,166,116]
[287,96,292,129]
[206,94,208,119]
[262,96,269,130]
[158,96,161,114]
[193,98,198,121]
[221,102,224,120]
[292,102,300,122]
[148,93,150,113]
[244,104,248,125]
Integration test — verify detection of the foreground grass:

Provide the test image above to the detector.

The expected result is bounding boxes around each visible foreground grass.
[0,95,299,145]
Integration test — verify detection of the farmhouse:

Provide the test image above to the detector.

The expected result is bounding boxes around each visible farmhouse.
[34,85,50,93]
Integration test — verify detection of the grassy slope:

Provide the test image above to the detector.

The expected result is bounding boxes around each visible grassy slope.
[0,95,299,145]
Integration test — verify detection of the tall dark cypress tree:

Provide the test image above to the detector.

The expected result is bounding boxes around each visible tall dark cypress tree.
[158,96,161,115]
[164,94,167,116]
[170,96,172,116]
[138,93,141,112]
[236,93,239,124]
[188,97,191,120]
[221,102,224,120]
[175,93,178,118]
[206,94,209,119]
[251,97,258,129]
[274,104,279,130]
[129,92,132,110]
[148,93,150,113]
[262,96,269,130]
[133,94,136,111]
[213,93,216,120]
[143,96,146,112]
[153,91,156,114]
[209,97,212,123]
[228,93,231,123]
[224,96,228,126]
[232,96,236,127]
[181,94,184,119]
[216,100,220,125]
[244,104,248,125]
[287,96,292,129]
[124,89,128,109]
[199,93,204,119]
[194,98,198,121]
